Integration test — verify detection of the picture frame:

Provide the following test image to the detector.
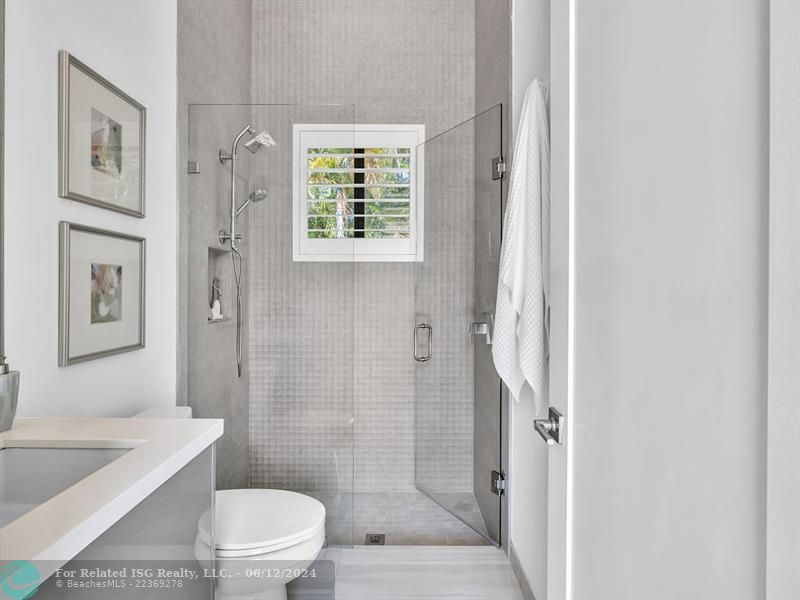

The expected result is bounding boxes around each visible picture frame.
[58,50,146,218]
[59,222,146,366]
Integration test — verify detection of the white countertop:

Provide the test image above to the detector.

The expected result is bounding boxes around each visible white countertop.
[0,417,223,572]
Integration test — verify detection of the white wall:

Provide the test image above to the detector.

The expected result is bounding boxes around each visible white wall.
[512,0,551,134]
[767,2,800,597]
[508,1,550,598]
[570,1,768,597]
[4,0,178,417]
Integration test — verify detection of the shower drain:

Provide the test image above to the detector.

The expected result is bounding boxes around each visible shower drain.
[365,534,386,545]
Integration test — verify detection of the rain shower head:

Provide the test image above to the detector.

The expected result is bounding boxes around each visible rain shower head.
[244,131,277,154]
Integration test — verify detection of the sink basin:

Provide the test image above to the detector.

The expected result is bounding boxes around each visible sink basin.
[0,447,129,528]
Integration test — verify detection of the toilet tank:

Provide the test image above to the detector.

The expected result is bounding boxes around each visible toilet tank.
[133,406,193,419]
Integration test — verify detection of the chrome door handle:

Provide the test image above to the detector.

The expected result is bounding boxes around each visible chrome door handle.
[534,407,565,446]
[414,323,432,362]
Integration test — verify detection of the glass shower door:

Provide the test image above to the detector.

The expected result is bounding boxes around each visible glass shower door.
[414,105,504,545]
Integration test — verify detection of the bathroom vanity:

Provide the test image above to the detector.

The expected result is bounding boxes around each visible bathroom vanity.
[0,416,222,597]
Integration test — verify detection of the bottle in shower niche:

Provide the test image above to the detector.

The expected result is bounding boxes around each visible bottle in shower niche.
[0,355,20,432]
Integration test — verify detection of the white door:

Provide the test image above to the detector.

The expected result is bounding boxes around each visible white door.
[548,1,771,598]
[766,2,800,597]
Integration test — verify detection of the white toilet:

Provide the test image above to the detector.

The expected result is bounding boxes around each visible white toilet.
[134,407,326,600]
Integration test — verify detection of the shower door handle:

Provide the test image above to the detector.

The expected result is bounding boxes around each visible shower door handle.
[414,323,432,362]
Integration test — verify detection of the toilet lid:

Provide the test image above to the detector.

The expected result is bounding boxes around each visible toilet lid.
[198,489,326,552]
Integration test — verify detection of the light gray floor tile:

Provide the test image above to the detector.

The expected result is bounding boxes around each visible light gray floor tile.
[331,546,524,600]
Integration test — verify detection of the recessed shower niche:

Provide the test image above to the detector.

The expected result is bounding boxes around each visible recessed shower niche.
[206,247,232,324]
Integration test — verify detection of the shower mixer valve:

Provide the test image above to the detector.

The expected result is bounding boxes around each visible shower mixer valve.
[219,230,242,246]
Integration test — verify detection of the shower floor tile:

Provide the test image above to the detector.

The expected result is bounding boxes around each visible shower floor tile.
[304,489,491,546]
[320,546,524,600]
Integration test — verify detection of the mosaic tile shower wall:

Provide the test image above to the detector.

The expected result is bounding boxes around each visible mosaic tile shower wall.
[248,0,482,544]
[179,0,252,490]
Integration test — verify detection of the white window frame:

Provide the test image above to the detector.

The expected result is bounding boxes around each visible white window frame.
[292,123,425,262]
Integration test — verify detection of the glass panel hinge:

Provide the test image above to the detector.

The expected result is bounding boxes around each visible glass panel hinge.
[491,470,506,496]
[492,156,506,180]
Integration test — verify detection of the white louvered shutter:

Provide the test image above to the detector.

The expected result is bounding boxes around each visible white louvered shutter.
[293,124,425,262]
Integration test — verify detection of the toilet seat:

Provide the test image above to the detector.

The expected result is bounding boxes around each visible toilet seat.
[197,489,326,557]
[208,524,326,558]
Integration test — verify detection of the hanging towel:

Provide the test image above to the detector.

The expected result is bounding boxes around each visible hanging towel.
[492,79,550,414]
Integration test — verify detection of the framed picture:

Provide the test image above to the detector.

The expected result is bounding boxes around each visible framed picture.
[58,51,146,217]
[59,222,145,366]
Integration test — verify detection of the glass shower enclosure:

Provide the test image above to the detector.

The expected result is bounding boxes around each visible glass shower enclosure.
[414,105,505,545]
[187,103,505,547]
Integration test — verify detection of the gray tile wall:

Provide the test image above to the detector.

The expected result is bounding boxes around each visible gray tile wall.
[470,104,505,545]
[246,103,357,544]
[474,0,512,548]
[178,0,252,490]
[249,0,478,543]
[176,0,505,545]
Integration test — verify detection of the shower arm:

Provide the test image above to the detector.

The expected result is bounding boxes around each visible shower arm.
[219,126,255,249]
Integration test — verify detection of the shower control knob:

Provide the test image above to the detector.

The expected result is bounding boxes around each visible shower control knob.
[218,230,243,245]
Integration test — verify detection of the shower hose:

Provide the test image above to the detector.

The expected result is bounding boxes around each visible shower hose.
[232,246,244,378]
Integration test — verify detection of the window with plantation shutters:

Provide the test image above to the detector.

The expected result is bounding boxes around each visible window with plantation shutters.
[292,124,425,262]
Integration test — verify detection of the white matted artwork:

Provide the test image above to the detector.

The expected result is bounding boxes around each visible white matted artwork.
[59,222,145,366]
[58,51,146,217]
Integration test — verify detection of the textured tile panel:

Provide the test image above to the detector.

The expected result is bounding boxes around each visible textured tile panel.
[180,0,253,489]
[249,0,477,544]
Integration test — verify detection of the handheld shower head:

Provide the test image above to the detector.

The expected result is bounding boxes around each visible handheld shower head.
[249,189,269,203]
[244,131,277,154]
[235,189,269,217]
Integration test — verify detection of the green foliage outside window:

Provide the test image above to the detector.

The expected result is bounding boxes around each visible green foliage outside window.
[306,148,411,239]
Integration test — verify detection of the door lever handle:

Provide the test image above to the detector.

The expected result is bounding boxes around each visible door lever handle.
[534,407,565,446]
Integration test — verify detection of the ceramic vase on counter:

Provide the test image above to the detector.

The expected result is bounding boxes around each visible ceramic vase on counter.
[0,356,19,432]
